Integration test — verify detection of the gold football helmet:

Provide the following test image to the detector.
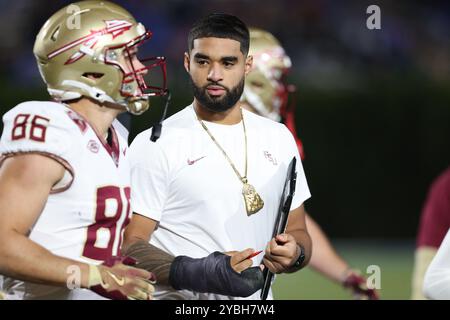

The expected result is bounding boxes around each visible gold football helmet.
[242,28,292,121]
[33,1,167,115]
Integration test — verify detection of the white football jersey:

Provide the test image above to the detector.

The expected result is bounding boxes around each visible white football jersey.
[0,101,131,299]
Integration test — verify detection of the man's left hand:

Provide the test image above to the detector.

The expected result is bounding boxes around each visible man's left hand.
[262,233,299,273]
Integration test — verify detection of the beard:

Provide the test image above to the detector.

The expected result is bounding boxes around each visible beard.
[189,76,245,113]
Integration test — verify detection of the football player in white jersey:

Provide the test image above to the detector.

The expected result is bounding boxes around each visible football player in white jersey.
[0,1,168,300]
[124,13,312,300]
[240,28,379,300]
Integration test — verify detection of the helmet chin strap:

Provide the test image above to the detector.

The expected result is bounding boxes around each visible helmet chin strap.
[47,88,81,101]
[242,86,281,122]
[50,80,155,116]
[51,80,117,105]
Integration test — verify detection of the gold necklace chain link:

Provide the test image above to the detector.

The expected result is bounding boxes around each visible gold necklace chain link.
[197,108,248,184]
[195,107,264,215]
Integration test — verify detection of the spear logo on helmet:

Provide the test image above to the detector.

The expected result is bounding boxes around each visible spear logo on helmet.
[47,20,134,65]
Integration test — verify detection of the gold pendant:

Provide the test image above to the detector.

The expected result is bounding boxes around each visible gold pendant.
[242,183,264,216]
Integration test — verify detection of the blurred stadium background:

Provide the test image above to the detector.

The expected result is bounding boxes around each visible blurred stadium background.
[0,0,449,299]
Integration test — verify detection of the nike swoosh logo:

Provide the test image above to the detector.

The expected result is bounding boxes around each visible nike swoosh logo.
[106,271,125,286]
[187,156,206,165]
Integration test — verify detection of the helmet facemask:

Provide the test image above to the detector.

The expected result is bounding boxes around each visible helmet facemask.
[103,30,167,115]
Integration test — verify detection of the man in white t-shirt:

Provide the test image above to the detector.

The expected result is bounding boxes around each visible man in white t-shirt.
[125,13,312,300]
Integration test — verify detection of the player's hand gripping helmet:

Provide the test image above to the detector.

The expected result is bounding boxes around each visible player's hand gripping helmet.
[242,28,292,122]
[33,1,167,115]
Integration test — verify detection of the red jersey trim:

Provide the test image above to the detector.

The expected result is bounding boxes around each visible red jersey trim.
[62,106,121,167]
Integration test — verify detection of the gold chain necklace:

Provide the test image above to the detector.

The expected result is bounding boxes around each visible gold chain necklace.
[196,108,264,216]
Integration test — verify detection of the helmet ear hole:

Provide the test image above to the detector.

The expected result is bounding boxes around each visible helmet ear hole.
[50,27,60,41]
[82,73,104,80]
[250,80,264,88]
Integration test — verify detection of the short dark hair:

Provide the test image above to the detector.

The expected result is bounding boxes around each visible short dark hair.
[188,13,250,56]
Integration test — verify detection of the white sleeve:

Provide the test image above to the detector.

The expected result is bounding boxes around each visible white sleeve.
[423,228,450,299]
[128,130,170,221]
[279,125,311,210]
[0,102,75,191]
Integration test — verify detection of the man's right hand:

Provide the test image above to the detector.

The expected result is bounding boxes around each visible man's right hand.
[88,256,156,300]
[224,248,263,272]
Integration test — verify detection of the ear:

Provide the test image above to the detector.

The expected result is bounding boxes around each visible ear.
[184,52,190,73]
[244,55,253,76]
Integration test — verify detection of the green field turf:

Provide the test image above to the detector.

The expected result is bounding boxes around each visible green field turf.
[272,240,415,300]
